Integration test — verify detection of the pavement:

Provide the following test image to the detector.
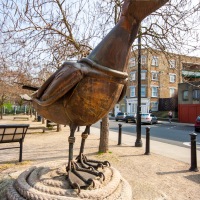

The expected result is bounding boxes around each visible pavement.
[0,115,200,199]
[91,120,200,166]
[109,116,200,164]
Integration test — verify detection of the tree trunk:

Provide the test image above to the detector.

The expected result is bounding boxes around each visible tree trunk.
[99,115,109,153]
[0,106,3,119]
[57,124,62,132]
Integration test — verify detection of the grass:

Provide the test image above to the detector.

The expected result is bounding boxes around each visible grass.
[0,161,32,172]
[98,151,112,155]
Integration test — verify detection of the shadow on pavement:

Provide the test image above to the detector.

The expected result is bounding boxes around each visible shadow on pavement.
[185,174,200,184]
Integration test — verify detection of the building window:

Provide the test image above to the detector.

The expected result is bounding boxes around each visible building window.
[151,87,158,97]
[151,102,158,111]
[141,86,146,97]
[151,56,159,66]
[169,60,176,68]
[183,90,189,101]
[141,55,147,65]
[169,74,176,82]
[129,57,136,67]
[130,71,136,81]
[193,89,200,100]
[130,86,136,97]
[152,72,159,81]
[141,70,147,80]
[169,88,176,97]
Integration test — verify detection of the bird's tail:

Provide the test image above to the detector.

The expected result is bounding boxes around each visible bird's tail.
[22,85,39,91]
[121,0,169,22]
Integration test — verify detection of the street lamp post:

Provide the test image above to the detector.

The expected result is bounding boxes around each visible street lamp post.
[135,25,143,147]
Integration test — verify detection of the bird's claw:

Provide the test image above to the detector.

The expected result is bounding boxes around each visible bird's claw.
[72,182,81,194]
[66,153,110,192]
[76,153,111,170]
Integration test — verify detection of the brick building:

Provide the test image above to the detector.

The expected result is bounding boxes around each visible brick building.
[115,48,200,115]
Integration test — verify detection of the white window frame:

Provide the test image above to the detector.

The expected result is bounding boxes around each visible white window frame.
[151,71,159,81]
[151,102,158,111]
[169,74,176,83]
[151,86,159,97]
[141,55,147,65]
[130,71,136,81]
[130,86,136,97]
[193,89,200,100]
[141,86,146,97]
[129,57,136,67]
[151,56,159,66]
[183,90,189,101]
[169,88,176,97]
[141,70,147,80]
[169,59,176,68]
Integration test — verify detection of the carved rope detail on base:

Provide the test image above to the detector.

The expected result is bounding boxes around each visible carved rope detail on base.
[6,163,132,200]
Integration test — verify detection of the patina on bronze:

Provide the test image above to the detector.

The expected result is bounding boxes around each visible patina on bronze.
[32,0,168,192]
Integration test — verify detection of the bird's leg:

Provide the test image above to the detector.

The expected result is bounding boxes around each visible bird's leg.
[67,124,77,170]
[76,125,89,167]
[67,125,104,191]
[79,126,90,156]
[76,125,110,170]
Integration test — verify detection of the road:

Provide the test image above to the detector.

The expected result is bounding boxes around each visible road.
[92,119,200,149]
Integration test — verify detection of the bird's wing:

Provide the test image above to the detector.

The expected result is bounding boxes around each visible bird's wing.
[33,63,84,106]
[117,81,127,103]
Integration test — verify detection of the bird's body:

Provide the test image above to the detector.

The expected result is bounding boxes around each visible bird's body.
[32,59,128,126]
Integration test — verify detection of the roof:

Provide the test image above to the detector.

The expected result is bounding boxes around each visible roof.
[182,70,200,78]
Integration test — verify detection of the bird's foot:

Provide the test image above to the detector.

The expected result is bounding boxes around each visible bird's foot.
[66,159,106,193]
[76,153,111,170]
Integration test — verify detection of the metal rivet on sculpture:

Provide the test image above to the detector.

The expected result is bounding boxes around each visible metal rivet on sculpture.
[31,0,168,192]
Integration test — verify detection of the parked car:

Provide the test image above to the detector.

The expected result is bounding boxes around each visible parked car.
[115,112,127,121]
[194,115,200,132]
[140,113,157,124]
[124,113,136,123]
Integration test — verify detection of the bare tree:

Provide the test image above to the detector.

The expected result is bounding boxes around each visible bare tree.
[0,58,34,118]
[1,0,199,83]
[0,0,101,69]
[0,94,6,119]
[98,0,123,153]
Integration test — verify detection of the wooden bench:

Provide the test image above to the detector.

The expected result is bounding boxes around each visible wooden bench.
[0,124,29,162]
[29,126,46,133]
[13,117,29,121]
[48,122,57,127]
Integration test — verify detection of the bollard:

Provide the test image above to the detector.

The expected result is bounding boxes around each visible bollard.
[42,117,45,124]
[189,133,199,172]
[46,119,51,127]
[144,127,150,155]
[118,124,122,145]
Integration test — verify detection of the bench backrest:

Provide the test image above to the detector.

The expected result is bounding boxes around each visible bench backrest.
[0,124,29,143]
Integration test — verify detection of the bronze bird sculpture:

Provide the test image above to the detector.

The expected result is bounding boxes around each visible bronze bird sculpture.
[31,0,168,191]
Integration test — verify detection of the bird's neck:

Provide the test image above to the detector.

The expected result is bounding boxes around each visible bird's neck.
[87,18,139,72]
